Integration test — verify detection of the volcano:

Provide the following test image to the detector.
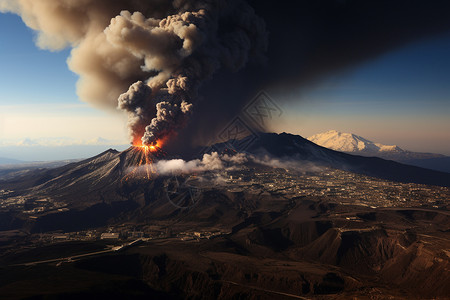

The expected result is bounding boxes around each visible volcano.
[0,146,167,213]
[2,132,449,208]
[1,133,450,299]
[0,131,447,233]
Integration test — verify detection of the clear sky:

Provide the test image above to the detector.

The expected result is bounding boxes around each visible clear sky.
[0,12,449,160]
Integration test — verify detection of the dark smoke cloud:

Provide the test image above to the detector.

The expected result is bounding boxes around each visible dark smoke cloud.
[142,99,193,144]
[2,0,450,152]
[117,81,153,142]
[175,0,450,152]
[251,0,450,90]
[1,0,267,145]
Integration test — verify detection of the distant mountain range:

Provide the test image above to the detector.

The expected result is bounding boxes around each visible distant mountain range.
[308,130,450,173]
[0,157,24,165]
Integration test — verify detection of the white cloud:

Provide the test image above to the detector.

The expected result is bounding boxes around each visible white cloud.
[152,152,248,175]
[0,136,125,147]
[0,103,129,145]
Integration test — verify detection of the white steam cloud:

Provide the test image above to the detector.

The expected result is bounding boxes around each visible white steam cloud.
[139,152,323,177]
[155,152,247,175]
[0,0,267,146]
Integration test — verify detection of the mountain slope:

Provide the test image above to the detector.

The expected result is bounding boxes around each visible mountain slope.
[0,147,167,209]
[3,132,450,202]
[308,130,444,159]
[211,132,450,187]
[401,157,450,174]
[308,130,405,153]
[307,130,449,172]
[1,134,449,299]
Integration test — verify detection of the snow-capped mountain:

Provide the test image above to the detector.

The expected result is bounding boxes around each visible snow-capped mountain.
[308,130,404,154]
[307,130,450,173]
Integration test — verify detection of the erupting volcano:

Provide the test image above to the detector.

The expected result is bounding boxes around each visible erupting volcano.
[122,139,167,181]
[133,139,164,153]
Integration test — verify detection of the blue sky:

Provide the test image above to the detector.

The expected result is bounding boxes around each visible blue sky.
[271,32,450,155]
[0,12,449,160]
[0,13,129,160]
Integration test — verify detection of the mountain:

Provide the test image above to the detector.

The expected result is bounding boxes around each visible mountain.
[308,130,406,154]
[400,156,450,174]
[3,132,449,201]
[1,131,449,233]
[1,133,450,299]
[0,157,24,165]
[0,147,166,207]
[308,130,450,172]
[211,132,450,187]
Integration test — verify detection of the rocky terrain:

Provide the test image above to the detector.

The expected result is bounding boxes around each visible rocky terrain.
[1,195,449,299]
[0,133,449,299]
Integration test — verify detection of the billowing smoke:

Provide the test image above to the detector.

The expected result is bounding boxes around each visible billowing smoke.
[151,151,325,176]
[155,152,247,175]
[0,0,267,146]
[4,0,448,151]
[142,99,193,145]
[178,0,450,149]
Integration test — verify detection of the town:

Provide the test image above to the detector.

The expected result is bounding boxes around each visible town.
[1,165,449,254]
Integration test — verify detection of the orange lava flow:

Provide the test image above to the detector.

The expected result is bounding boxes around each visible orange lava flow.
[133,139,163,153]
[122,139,165,182]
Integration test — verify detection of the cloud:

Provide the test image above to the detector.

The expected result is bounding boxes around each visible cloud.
[154,152,248,175]
[0,137,126,147]
[1,0,268,146]
[131,151,322,178]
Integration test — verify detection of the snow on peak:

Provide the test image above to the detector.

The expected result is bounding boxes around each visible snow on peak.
[308,130,404,153]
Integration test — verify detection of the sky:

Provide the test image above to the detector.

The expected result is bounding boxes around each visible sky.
[0,11,449,161]
[0,12,130,161]
[269,32,450,155]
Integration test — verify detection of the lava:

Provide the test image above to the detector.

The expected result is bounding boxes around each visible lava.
[133,139,163,153]
[122,139,166,182]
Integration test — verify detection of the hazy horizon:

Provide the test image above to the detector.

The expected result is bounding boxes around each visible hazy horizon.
[0,126,448,162]
[1,7,450,160]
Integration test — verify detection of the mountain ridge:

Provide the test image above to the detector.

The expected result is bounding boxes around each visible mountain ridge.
[3,132,449,200]
[307,130,450,173]
[207,132,450,186]
[307,130,445,158]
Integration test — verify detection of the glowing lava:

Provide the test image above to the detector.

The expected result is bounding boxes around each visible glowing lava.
[122,139,165,182]
[133,139,163,153]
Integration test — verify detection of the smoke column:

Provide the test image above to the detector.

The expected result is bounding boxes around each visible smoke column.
[179,0,450,150]
[3,0,449,152]
[0,0,267,146]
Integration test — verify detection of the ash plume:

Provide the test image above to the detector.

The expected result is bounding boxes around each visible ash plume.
[177,0,450,149]
[1,0,267,146]
[3,0,449,152]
